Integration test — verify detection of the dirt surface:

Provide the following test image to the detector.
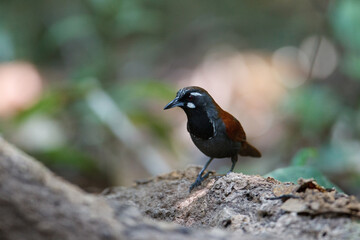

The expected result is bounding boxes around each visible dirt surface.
[0,138,276,240]
[105,166,360,239]
[0,136,359,240]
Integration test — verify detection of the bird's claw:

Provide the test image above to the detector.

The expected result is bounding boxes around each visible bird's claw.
[189,172,211,192]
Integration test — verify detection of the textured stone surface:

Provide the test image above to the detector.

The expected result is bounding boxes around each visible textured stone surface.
[0,137,359,240]
[0,138,269,240]
[106,167,360,239]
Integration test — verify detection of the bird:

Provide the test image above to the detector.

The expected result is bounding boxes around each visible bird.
[164,86,261,192]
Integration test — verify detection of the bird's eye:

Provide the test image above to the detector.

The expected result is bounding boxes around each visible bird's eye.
[184,93,193,101]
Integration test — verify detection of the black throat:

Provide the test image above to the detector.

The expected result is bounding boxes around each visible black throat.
[184,107,214,140]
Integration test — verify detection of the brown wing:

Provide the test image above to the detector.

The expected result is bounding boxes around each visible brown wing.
[213,98,261,158]
[220,110,261,157]
[218,109,246,142]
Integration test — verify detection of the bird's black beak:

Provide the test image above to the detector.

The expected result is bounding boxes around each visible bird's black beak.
[164,97,183,110]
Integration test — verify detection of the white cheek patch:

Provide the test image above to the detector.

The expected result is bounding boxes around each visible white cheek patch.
[190,92,202,96]
[187,102,196,108]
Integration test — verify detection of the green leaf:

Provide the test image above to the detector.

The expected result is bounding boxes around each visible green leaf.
[14,91,65,123]
[330,0,360,52]
[47,14,96,47]
[116,0,161,36]
[110,80,176,110]
[34,146,100,174]
[290,148,318,166]
[264,166,342,192]
[330,0,360,80]
[283,87,341,135]
[0,27,14,60]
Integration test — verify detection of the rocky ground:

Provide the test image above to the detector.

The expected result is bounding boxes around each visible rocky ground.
[0,137,359,240]
[105,167,360,239]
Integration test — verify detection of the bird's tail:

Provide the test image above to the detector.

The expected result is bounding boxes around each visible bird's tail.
[239,141,261,158]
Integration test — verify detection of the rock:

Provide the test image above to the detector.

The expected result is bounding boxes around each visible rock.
[0,137,359,240]
[105,168,360,239]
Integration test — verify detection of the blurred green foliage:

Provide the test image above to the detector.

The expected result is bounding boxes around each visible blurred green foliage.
[265,166,341,191]
[290,148,318,167]
[265,148,342,191]
[283,87,341,136]
[330,0,360,79]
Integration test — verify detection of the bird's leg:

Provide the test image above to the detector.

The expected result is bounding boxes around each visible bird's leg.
[189,157,214,192]
[227,155,238,174]
[198,157,213,178]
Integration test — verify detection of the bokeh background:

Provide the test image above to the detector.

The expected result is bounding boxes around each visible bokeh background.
[0,0,359,197]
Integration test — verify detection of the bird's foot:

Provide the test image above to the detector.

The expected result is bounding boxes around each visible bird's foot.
[189,172,211,192]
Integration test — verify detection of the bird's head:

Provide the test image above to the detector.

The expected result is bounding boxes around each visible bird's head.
[164,86,212,111]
